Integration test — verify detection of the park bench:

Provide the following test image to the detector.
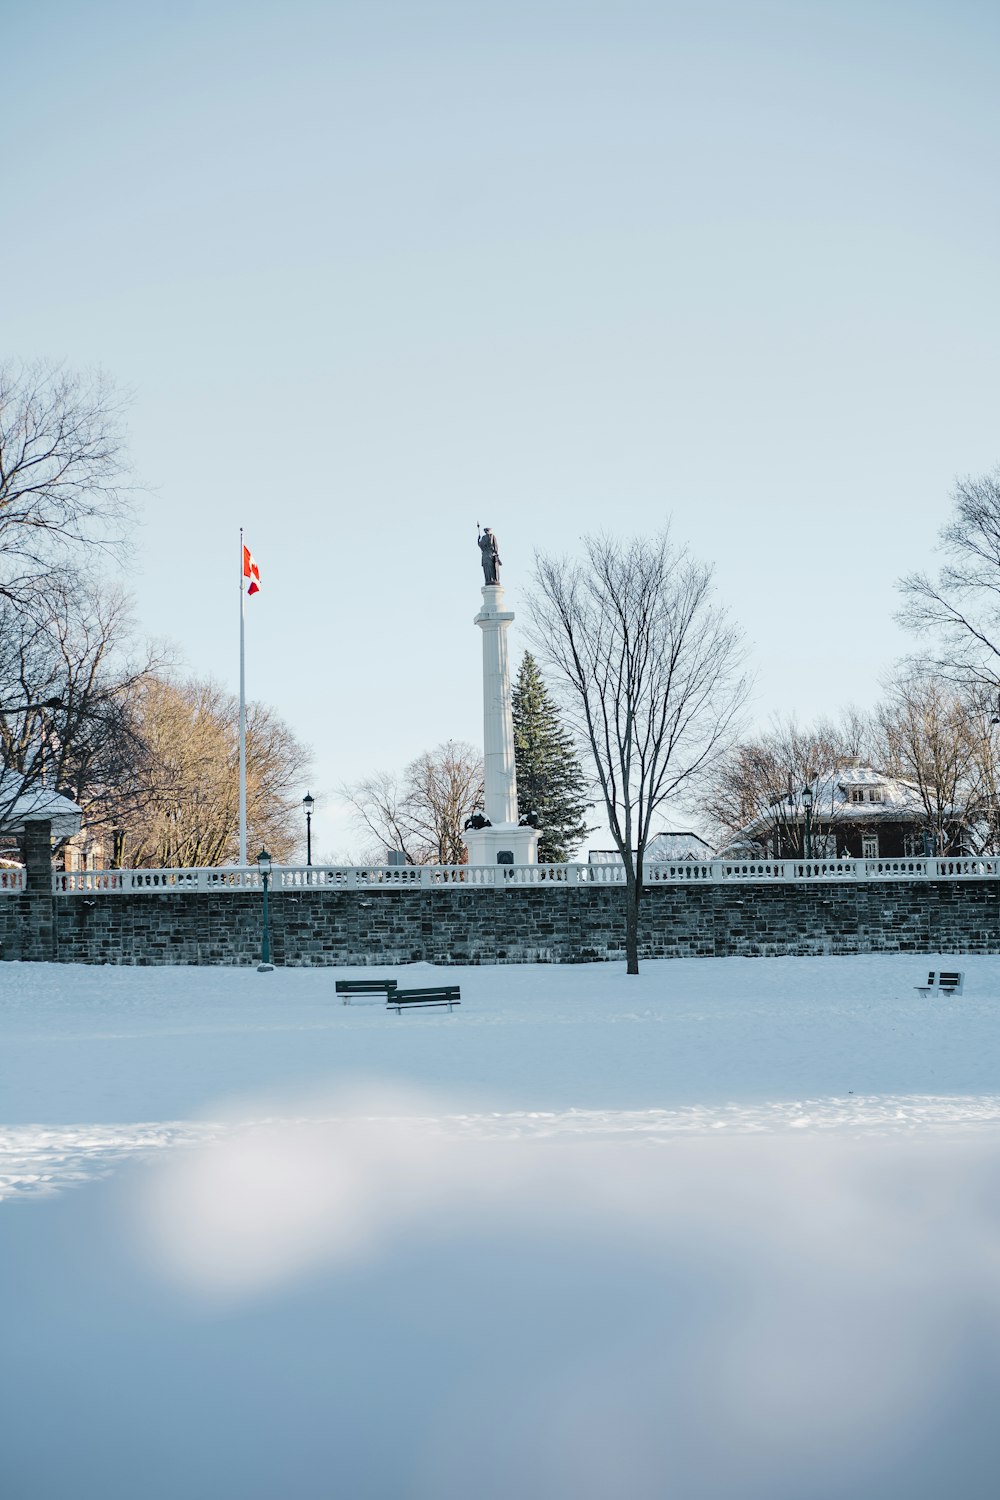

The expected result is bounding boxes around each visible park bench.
[915,970,964,996]
[336,978,398,1004]
[387,984,461,1014]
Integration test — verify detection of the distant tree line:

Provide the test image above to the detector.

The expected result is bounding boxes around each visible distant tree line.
[700,674,1000,857]
[702,466,1000,857]
[116,676,309,867]
[342,741,484,866]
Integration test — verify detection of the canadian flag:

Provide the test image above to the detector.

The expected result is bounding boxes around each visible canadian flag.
[243,544,260,595]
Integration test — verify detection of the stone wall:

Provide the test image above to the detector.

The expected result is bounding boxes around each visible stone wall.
[1,879,999,965]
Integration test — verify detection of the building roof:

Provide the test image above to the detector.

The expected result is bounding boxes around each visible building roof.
[0,774,83,839]
[739,766,933,842]
[799,768,926,821]
[589,830,713,864]
[835,766,894,785]
[646,831,714,860]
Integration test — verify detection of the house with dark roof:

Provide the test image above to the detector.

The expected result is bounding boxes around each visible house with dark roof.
[722,766,963,860]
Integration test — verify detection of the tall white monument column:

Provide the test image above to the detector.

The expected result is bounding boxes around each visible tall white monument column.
[464,579,539,866]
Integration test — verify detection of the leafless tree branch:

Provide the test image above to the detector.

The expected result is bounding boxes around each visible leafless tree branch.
[528,531,751,973]
[342,741,484,865]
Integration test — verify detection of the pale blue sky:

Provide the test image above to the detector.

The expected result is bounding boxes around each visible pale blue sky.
[5,0,999,856]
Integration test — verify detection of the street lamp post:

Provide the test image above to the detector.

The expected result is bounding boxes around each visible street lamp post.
[802,783,814,861]
[257,846,274,973]
[302,791,315,867]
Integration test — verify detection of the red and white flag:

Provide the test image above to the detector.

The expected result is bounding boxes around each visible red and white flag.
[243,544,260,595]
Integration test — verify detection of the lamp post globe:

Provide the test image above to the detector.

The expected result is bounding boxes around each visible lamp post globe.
[256,845,274,972]
[302,792,315,867]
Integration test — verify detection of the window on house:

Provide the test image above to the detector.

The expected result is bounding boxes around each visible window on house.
[849,788,865,803]
[868,787,884,803]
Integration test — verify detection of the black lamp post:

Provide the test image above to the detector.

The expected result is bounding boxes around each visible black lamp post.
[257,845,274,972]
[802,783,814,860]
[302,791,314,867]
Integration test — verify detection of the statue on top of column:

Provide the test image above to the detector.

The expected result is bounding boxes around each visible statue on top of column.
[478,526,501,585]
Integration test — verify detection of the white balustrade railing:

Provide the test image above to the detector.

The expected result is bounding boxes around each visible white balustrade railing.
[22,856,1000,895]
[934,855,1000,878]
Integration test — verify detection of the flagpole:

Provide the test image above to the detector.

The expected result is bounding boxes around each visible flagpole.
[239,526,247,867]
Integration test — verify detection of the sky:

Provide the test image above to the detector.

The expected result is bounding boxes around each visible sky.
[4,0,1000,858]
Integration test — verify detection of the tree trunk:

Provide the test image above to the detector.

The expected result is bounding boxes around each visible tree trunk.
[625,872,640,974]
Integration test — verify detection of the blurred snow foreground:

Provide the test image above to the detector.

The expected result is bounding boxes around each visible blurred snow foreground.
[2,956,1000,1499]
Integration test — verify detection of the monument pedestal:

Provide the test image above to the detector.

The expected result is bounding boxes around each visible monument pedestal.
[464,821,539,867]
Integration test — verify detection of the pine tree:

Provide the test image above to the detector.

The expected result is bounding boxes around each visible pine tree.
[512,652,592,862]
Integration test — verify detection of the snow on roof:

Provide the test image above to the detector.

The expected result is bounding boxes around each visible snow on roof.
[0,774,83,839]
[835,766,892,785]
[811,767,924,815]
[743,766,931,837]
[589,831,713,864]
[646,831,714,860]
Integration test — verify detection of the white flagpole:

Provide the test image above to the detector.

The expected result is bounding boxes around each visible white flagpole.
[239,526,247,867]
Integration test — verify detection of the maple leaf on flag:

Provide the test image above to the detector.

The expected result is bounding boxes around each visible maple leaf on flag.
[243,544,260,595]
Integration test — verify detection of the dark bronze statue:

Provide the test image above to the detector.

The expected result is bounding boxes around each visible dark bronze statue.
[478,527,501,584]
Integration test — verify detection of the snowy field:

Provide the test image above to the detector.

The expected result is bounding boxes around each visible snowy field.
[2,954,999,1499]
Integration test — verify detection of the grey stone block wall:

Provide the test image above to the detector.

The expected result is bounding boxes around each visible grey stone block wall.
[1,880,999,965]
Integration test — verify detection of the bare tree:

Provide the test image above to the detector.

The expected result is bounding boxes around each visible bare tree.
[702,714,872,855]
[962,682,1000,853]
[343,767,416,863]
[0,581,161,846]
[124,676,311,868]
[898,466,1000,689]
[0,362,135,608]
[867,667,1000,855]
[871,669,978,854]
[530,532,750,974]
[343,741,484,865]
[0,360,143,849]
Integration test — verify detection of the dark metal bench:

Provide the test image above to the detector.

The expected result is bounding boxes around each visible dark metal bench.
[335,978,398,1005]
[915,970,964,996]
[388,984,461,1013]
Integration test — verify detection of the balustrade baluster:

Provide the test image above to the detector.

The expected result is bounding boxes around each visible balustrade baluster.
[16,855,1000,897]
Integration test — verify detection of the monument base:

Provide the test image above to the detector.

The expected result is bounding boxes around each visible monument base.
[463,822,540,867]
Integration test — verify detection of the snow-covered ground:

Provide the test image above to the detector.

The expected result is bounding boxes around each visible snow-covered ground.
[2,954,999,1499]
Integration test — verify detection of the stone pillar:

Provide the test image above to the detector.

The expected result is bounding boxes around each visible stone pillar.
[464,584,539,866]
[22,819,53,892]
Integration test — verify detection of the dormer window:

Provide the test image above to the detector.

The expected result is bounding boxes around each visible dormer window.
[868,787,884,803]
[849,788,865,803]
[848,785,884,804]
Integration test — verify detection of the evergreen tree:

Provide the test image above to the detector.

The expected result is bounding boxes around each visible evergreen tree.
[512,652,592,862]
